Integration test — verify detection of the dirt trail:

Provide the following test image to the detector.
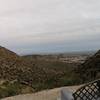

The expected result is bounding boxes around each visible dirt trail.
[2,86,81,100]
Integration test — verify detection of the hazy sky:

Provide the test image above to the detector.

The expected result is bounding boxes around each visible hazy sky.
[0,0,100,54]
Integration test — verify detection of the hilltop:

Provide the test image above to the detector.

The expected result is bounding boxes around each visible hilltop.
[0,46,18,61]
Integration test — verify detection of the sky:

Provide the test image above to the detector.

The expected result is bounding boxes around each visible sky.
[0,0,100,54]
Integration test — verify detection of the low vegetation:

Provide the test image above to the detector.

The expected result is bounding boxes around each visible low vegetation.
[76,50,100,82]
[0,57,80,98]
[0,46,99,99]
[0,81,34,98]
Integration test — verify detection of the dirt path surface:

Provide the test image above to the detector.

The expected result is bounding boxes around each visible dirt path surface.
[2,86,81,100]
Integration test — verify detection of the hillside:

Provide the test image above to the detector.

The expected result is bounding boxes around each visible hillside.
[0,46,30,81]
[0,46,18,59]
[1,46,98,99]
[0,46,82,99]
[76,50,100,82]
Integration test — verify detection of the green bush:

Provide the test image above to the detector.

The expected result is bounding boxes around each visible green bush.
[0,82,22,98]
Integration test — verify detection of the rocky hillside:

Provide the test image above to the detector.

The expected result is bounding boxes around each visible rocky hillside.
[0,46,23,80]
[0,46,18,59]
[76,50,100,82]
[0,46,98,98]
[0,46,36,83]
[0,46,78,90]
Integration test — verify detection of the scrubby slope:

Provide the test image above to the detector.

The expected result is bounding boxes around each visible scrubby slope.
[77,50,100,82]
[0,46,18,59]
[0,46,80,99]
[0,46,30,81]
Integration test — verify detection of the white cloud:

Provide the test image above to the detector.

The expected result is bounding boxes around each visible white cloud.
[0,0,100,54]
